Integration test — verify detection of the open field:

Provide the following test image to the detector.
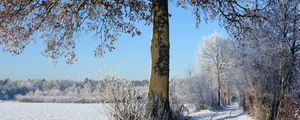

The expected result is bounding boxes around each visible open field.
[0,102,108,120]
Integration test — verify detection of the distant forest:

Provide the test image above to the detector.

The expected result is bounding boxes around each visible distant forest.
[0,78,148,103]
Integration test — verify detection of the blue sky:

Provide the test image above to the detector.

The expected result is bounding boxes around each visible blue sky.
[0,3,225,81]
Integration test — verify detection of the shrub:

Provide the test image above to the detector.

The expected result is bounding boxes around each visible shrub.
[101,76,189,120]
[101,77,146,120]
[257,93,273,120]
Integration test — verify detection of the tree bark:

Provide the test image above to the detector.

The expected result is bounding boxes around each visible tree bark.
[146,0,170,119]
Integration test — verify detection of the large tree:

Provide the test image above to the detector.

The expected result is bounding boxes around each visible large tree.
[0,0,175,118]
[3,0,291,119]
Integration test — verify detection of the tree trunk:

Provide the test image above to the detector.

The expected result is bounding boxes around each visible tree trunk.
[270,73,284,120]
[271,57,287,120]
[224,91,227,106]
[217,73,221,108]
[210,80,214,107]
[228,85,231,105]
[271,44,287,120]
[248,88,256,116]
[146,0,170,119]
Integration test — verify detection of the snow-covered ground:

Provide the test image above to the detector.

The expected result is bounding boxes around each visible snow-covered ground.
[0,101,253,120]
[0,102,108,120]
[189,102,254,120]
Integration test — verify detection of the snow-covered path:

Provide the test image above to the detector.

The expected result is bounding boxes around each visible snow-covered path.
[189,103,254,120]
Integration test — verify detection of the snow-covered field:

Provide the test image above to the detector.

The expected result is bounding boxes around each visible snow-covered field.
[189,102,254,120]
[0,102,108,120]
[0,102,253,120]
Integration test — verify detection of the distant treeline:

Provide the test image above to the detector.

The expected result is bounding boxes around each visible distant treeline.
[0,78,148,103]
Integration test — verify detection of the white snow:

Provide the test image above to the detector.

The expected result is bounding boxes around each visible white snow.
[189,103,254,120]
[0,102,108,120]
[0,101,253,120]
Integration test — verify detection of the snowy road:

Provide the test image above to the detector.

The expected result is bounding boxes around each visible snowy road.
[189,103,254,120]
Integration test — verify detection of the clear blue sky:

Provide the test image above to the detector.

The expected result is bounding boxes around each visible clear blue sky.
[0,3,226,81]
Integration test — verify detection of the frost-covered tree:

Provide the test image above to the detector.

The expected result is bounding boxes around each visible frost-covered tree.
[197,32,231,108]
[223,1,300,119]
